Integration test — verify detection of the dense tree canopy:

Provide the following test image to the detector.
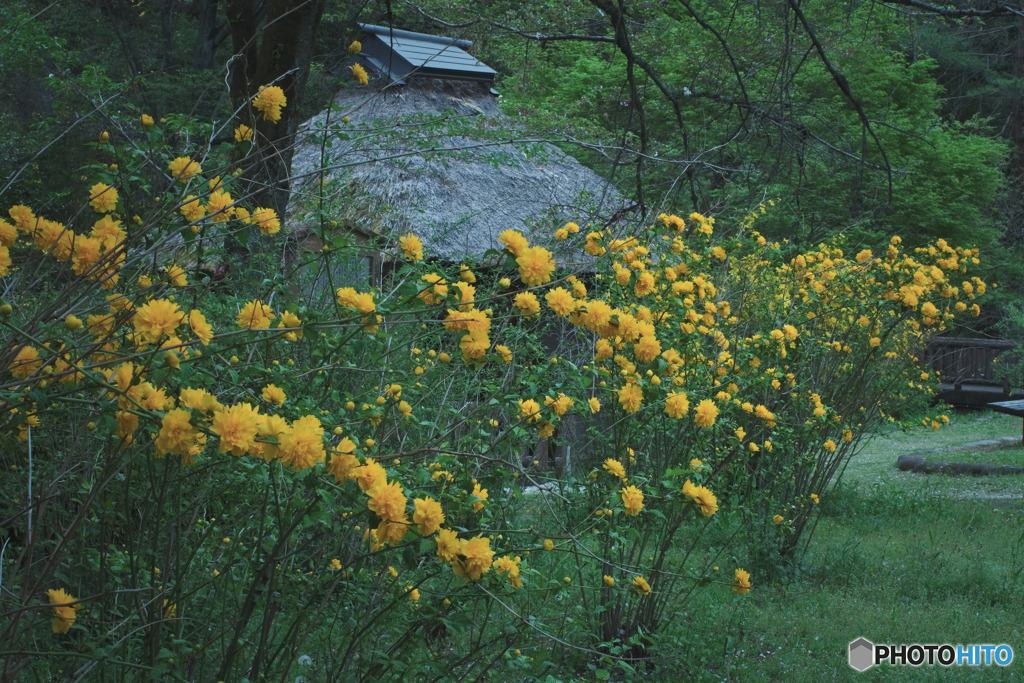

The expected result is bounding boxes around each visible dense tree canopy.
[0,0,1020,320]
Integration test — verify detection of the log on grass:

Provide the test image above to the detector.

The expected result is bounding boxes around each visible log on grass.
[896,454,1024,476]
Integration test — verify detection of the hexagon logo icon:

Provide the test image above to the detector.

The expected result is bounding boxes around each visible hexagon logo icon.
[849,637,874,671]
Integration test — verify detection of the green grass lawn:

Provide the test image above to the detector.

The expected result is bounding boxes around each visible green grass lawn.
[669,411,1024,681]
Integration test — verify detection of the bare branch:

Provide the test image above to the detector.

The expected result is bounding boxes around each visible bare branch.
[788,0,895,200]
[874,0,1024,19]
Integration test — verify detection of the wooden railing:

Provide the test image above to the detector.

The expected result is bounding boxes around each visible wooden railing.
[921,337,1014,388]
[921,337,1020,405]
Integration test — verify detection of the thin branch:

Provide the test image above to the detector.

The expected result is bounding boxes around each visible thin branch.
[875,0,1024,19]
[788,0,894,200]
[0,1,61,43]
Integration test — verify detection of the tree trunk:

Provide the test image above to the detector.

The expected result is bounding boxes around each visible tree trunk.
[227,0,324,215]
[193,0,219,69]
[159,0,178,73]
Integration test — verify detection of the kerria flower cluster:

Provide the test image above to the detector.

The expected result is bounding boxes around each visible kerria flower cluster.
[682,480,719,517]
[2,201,127,286]
[350,63,369,85]
[252,85,287,123]
[47,588,80,634]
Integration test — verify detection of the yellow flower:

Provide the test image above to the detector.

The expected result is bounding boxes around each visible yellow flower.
[163,265,187,287]
[211,403,261,456]
[733,568,751,595]
[205,189,235,223]
[116,410,139,442]
[693,399,718,428]
[262,384,286,406]
[414,497,445,535]
[250,207,280,235]
[350,63,369,85]
[400,232,423,261]
[436,528,460,562]
[372,515,409,548]
[621,485,644,516]
[823,439,837,453]
[664,392,689,419]
[179,387,220,412]
[368,479,408,521]
[90,214,124,249]
[471,481,489,512]
[588,397,601,413]
[603,575,615,587]
[133,298,185,344]
[545,287,576,316]
[336,287,376,314]
[398,400,412,419]
[773,514,783,524]
[348,40,362,54]
[496,344,513,363]
[253,85,287,123]
[810,493,820,504]
[452,535,494,581]
[498,229,529,256]
[8,345,42,379]
[47,588,79,634]
[682,480,718,517]
[514,291,541,316]
[634,335,662,363]
[0,219,16,247]
[276,310,302,341]
[602,458,626,480]
[518,398,541,423]
[634,271,656,297]
[155,408,198,457]
[617,383,643,413]
[516,246,555,286]
[354,457,387,492]
[141,113,154,127]
[237,299,275,329]
[184,309,213,346]
[180,195,205,222]
[168,156,202,182]
[632,576,651,596]
[89,183,118,213]
[418,273,448,305]
[547,393,574,416]
[690,458,703,471]
[234,124,253,142]
[493,554,524,589]
[327,440,359,483]
[543,538,554,551]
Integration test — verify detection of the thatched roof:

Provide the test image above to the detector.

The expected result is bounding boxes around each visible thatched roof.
[288,72,621,263]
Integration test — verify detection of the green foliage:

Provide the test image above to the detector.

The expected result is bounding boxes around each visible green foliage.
[0,1,1018,677]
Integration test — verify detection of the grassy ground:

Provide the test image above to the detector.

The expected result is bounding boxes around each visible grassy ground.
[677,411,1024,681]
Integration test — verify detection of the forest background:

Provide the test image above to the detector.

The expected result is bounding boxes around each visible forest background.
[2,0,1022,323]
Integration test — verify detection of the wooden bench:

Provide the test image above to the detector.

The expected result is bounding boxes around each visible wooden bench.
[987,399,1024,444]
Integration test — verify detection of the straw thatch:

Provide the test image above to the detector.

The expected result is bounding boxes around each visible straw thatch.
[288,76,621,264]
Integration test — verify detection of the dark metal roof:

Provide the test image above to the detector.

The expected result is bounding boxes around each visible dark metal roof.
[358,23,497,84]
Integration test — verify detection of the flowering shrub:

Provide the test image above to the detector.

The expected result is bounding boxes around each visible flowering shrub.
[0,103,984,677]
